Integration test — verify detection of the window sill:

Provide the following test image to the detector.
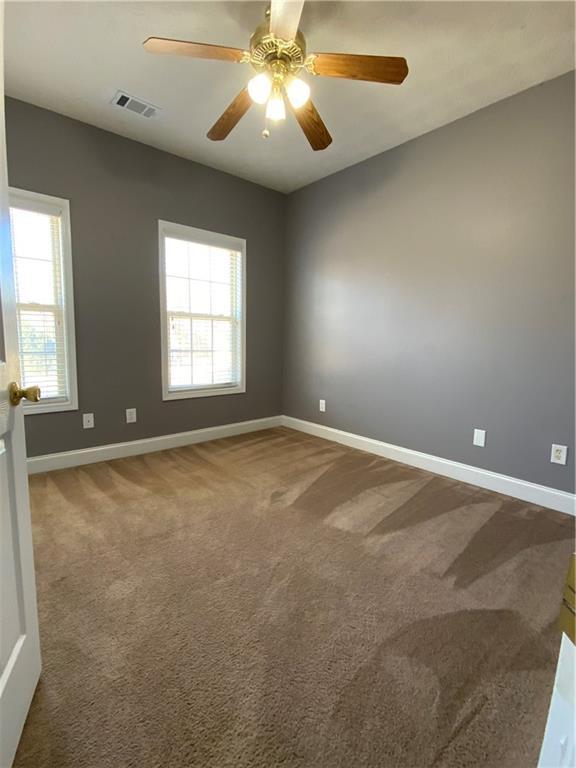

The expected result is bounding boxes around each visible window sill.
[163,384,246,401]
[23,400,78,416]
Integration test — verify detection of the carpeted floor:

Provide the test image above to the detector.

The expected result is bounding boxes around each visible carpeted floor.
[15,427,574,768]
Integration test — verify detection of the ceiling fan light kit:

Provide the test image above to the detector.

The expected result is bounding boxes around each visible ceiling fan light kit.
[144,1,409,151]
[243,22,311,124]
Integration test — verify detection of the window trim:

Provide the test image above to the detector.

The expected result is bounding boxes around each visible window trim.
[9,187,78,415]
[158,219,246,401]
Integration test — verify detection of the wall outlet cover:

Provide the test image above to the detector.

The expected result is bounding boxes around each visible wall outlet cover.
[126,408,137,424]
[82,413,94,429]
[551,444,568,465]
[473,428,486,447]
[319,399,326,413]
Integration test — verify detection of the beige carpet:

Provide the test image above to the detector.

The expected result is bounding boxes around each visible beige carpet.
[15,427,574,768]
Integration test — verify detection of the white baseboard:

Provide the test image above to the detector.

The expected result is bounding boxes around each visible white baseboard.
[281,416,576,517]
[27,416,282,475]
[27,413,575,517]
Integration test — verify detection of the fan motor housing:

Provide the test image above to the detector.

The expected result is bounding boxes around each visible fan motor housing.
[249,21,306,74]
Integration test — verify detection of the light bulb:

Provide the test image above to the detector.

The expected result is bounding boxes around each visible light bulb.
[265,89,286,122]
[248,73,272,104]
[286,77,310,109]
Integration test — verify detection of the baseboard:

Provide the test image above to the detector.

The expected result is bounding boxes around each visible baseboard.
[27,416,283,474]
[27,413,575,517]
[280,416,576,517]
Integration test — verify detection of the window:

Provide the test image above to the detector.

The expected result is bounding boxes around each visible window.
[9,188,78,414]
[159,221,245,400]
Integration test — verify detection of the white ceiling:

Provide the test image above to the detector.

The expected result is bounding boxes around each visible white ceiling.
[5,1,575,193]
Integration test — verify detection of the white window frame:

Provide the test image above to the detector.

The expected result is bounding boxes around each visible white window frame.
[9,187,78,415]
[158,220,246,401]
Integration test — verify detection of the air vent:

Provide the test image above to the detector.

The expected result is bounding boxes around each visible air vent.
[112,91,160,118]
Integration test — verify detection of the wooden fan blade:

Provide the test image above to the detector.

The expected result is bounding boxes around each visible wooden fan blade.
[143,37,246,63]
[207,88,252,141]
[269,0,305,41]
[310,53,408,84]
[290,100,332,151]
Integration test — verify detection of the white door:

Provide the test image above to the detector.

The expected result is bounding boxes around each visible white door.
[0,2,42,765]
[538,634,576,768]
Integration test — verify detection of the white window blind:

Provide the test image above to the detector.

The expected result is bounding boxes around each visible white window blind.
[159,221,245,400]
[9,189,78,414]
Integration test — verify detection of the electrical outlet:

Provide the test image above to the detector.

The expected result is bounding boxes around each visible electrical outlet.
[126,408,137,424]
[473,428,486,447]
[551,444,568,466]
[82,413,94,429]
[319,399,326,413]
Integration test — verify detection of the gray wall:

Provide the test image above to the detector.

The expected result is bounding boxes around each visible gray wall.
[283,72,575,493]
[6,74,575,494]
[5,98,285,456]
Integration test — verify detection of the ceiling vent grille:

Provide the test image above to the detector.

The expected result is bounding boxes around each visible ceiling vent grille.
[112,91,159,118]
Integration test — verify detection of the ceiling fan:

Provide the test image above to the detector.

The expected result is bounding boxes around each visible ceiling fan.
[143,0,409,151]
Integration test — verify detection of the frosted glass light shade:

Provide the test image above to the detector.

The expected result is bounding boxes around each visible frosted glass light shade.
[286,77,310,109]
[266,91,286,121]
[248,73,272,104]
